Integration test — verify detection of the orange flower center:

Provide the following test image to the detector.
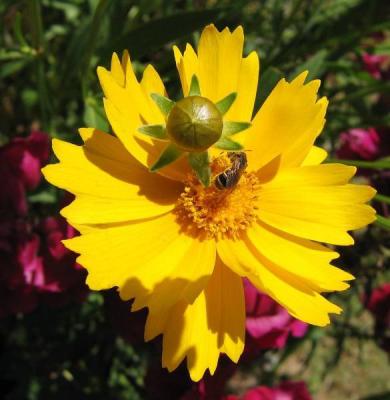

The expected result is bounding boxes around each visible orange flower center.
[175,154,260,239]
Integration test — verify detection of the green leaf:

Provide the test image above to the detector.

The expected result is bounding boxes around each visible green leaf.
[375,194,390,206]
[138,125,168,140]
[222,121,251,136]
[150,144,183,172]
[108,9,224,59]
[215,92,237,115]
[214,137,243,151]
[290,49,328,81]
[188,152,211,187]
[256,67,283,108]
[375,215,390,230]
[150,93,175,117]
[188,75,201,96]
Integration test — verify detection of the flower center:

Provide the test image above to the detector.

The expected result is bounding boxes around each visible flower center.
[175,154,260,239]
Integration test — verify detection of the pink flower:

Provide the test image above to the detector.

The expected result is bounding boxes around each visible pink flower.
[362,53,390,80]
[337,128,380,161]
[365,283,390,352]
[0,131,49,216]
[227,381,312,400]
[36,216,88,305]
[0,132,88,316]
[244,279,308,351]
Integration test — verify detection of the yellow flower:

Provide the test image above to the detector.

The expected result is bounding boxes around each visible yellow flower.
[42,24,376,381]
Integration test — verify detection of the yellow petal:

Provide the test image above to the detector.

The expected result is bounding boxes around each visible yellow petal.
[125,238,216,314]
[263,163,357,188]
[258,181,376,245]
[229,50,260,122]
[245,72,326,171]
[140,64,167,123]
[64,213,186,290]
[280,97,328,168]
[42,134,181,224]
[110,52,125,86]
[174,24,259,121]
[173,44,198,97]
[217,238,341,326]
[301,146,328,166]
[103,97,190,181]
[98,60,189,182]
[153,259,244,381]
[247,222,354,292]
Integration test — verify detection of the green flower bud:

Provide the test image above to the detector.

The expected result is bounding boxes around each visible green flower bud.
[166,96,223,152]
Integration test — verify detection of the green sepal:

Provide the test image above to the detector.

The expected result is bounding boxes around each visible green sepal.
[188,151,211,187]
[150,93,175,117]
[150,143,183,172]
[215,92,237,115]
[222,121,251,136]
[214,137,243,151]
[138,124,168,140]
[188,75,201,96]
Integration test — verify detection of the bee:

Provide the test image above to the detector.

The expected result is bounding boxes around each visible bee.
[214,152,248,190]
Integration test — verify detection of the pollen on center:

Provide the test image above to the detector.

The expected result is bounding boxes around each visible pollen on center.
[175,154,260,239]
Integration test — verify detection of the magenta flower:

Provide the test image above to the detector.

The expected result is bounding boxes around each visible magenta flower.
[244,279,308,351]
[0,131,49,216]
[362,53,390,80]
[365,283,390,352]
[0,132,87,316]
[337,128,380,161]
[226,381,312,400]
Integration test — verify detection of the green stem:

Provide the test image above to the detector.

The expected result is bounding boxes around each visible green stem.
[326,158,390,170]
[375,194,390,205]
[375,215,390,229]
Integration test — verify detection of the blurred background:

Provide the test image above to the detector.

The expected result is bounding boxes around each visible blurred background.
[0,1,389,399]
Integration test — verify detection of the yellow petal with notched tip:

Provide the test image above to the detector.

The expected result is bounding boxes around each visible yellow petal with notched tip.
[246,222,354,292]
[123,238,216,315]
[245,72,326,171]
[174,24,259,122]
[217,238,341,326]
[42,135,181,224]
[257,182,376,245]
[254,163,376,245]
[98,59,190,181]
[145,259,244,381]
[64,213,188,290]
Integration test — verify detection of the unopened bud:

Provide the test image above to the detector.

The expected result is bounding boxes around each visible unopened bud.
[166,96,223,152]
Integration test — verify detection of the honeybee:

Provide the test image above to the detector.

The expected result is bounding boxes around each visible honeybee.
[214,152,248,190]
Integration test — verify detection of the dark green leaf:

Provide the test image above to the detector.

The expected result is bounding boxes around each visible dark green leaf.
[214,137,243,150]
[188,75,201,96]
[215,92,237,115]
[150,93,175,117]
[138,125,168,140]
[222,121,251,136]
[188,151,211,187]
[150,144,183,172]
